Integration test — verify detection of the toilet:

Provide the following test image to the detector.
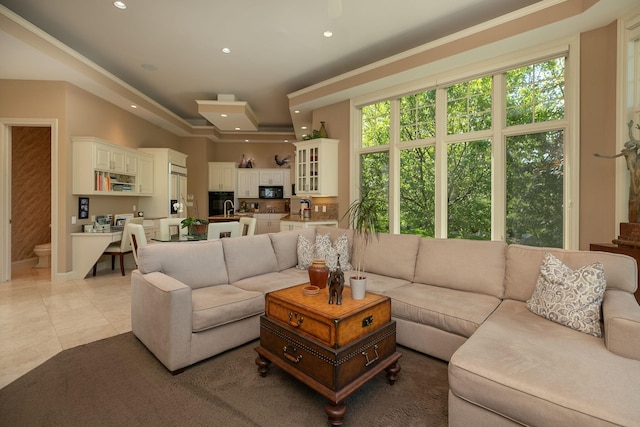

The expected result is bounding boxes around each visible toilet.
[34,243,51,269]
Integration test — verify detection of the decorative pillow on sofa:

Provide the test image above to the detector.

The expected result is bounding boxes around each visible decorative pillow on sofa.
[526,252,606,337]
[315,233,352,272]
[296,234,315,270]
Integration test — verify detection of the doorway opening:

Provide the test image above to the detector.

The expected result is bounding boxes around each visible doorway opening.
[0,119,58,282]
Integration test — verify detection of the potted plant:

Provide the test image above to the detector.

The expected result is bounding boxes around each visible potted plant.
[341,192,380,300]
[180,199,208,237]
[181,217,208,237]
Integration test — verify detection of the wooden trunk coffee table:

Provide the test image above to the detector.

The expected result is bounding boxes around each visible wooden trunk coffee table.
[255,283,401,426]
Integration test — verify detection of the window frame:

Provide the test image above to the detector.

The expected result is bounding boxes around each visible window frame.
[350,38,580,249]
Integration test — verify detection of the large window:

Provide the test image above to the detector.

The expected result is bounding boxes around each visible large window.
[360,151,389,232]
[506,131,564,247]
[355,55,571,248]
[400,147,435,236]
[447,140,492,240]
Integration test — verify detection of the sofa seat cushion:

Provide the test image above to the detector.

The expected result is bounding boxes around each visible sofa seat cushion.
[449,300,640,426]
[232,271,308,294]
[191,285,264,332]
[346,272,411,295]
[385,283,501,338]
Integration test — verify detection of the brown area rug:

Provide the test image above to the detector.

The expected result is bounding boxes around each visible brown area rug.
[0,333,448,426]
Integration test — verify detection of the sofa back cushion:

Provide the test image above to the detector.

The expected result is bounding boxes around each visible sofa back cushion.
[505,244,638,301]
[222,234,279,282]
[315,226,354,244]
[352,232,420,282]
[137,240,229,289]
[414,238,507,298]
[269,228,316,271]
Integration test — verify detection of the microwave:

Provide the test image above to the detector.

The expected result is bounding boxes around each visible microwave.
[259,186,284,199]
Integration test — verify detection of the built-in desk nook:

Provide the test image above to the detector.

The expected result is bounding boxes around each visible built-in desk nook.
[70,231,122,280]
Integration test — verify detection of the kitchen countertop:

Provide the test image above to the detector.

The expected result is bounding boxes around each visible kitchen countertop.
[208,214,250,222]
[280,215,338,223]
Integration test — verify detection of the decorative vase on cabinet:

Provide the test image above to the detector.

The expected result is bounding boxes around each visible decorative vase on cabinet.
[308,259,329,289]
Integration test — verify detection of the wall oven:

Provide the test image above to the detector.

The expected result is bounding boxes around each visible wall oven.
[209,191,235,216]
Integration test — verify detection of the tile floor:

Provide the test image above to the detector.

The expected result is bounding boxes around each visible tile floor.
[0,266,132,389]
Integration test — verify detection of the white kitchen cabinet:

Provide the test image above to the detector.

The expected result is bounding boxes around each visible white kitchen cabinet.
[238,169,290,198]
[237,169,260,198]
[293,138,339,197]
[137,152,154,195]
[209,162,237,191]
[259,170,285,186]
[125,151,138,174]
[110,147,126,172]
[279,219,338,232]
[138,148,188,218]
[254,213,285,234]
[72,136,144,196]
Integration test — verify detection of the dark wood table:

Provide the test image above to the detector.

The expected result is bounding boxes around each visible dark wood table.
[255,284,401,426]
[590,243,640,304]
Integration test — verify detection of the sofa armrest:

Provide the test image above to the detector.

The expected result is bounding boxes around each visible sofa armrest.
[603,289,640,361]
[131,270,193,371]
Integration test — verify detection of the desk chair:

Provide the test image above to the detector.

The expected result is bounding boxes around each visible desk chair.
[127,223,148,267]
[159,217,186,238]
[239,217,257,236]
[207,222,240,240]
[93,217,144,276]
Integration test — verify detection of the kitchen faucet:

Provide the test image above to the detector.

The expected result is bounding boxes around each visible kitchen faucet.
[223,199,235,217]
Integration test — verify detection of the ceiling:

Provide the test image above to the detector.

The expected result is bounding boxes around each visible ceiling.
[0,0,637,141]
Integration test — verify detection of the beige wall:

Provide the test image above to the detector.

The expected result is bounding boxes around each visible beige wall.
[310,24,623,247]
[180,137,209,218]
[310,101,351,227]
[0,18,627,272]
[0,80,68,271]
[579,22,618,249]
[0,80,185,272]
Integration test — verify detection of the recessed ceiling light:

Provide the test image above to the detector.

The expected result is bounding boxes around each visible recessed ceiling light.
[294,110,300,114]
[235,127,241,131]
[323,30,333,38]
[222,47,231,54]
[130,104,137,109]
[113,1,127,10]
[245,139,249,142]
[301,126,308,130]
[221,113,228,117]
[284,140,289,143]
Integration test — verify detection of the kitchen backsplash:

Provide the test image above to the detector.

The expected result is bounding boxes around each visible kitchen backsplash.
[237,197,339,220]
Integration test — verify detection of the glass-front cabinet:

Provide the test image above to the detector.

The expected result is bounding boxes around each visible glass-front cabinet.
[293,138,339,197]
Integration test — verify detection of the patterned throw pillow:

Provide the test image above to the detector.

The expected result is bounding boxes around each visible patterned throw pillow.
[526,252,606,337]
[315,233,352,272]
[296,234,315,270]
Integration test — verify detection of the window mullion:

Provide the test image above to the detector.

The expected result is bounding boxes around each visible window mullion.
[389,99,400,234]
[435,87,448,238]
[492,74,506,241]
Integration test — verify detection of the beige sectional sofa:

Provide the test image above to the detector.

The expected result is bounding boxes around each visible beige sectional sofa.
[131,226,640,426]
